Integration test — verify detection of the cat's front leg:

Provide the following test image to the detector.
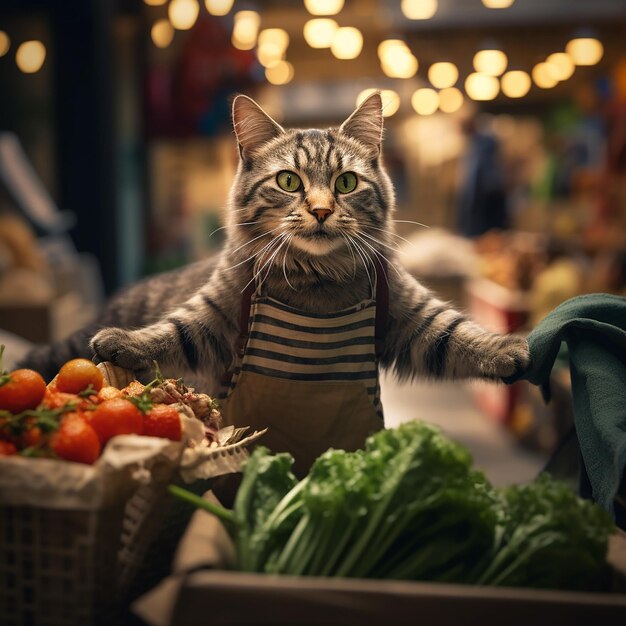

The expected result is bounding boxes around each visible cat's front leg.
[386,276,530,381]
[90,323,180,372]
[90,290,237,377]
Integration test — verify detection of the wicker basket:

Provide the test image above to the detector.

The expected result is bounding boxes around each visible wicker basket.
[0,364,263,625]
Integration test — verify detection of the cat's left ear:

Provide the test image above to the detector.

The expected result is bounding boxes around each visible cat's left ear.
[232,95,285,159]
[339,92,384,157]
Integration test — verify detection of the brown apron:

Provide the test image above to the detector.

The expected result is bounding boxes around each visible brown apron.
[218,261,388,478]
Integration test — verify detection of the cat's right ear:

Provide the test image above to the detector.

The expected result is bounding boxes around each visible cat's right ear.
[232,95,284,159]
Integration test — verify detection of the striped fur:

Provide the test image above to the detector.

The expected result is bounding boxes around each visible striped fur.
[19,92,529,392]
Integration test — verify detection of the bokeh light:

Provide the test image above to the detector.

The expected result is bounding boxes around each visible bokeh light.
[401,0,438,20]
[465,72,500,100]
[473,49,508,76]
[411,88,439,115]
[15,40,46,74]
[151,19,175,48]
[501,70,531,98]
[303,19,338,48]
[168,0,199,30]
[330,27,363,60]
[428,62,459,89]
[438,87,464,113]
[566,37,604,66]
[205,0,234,16]
[304,0,344,16]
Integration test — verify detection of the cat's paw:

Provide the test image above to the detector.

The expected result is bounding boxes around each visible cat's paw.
[90,327,152,371]
[489,335,530,380]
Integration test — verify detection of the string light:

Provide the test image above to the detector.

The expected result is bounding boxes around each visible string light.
[304,0,344,16]
[411,88,439,115]
[378,40,418,79]
[546,52,575,81]
[401,0,438,20]
[465,72,500,100]
[330,27,363,60]
[168,0,199,30]
[15,40,46,74]
[438,87,464,113]
[257,29,289,68]
[232,11,260,50]
[0,31,9,57]
[473,49,508,76]
[566,37,603,66]
[501,70,531,98]
[265,60,294,85]
[205,0,234,16]
[532,62,558,89]
[481,0,515,8]
[303,19,338,48]
[151,19,175,48]
[428,62,458,89]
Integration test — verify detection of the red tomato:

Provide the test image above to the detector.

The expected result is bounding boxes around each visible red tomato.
[56,359,104,395]
[42,388,81,410]
[0,440,17,456]
[143,404,182,441]
[19,418,43,449]
[90,398,143,445]
[0,369,46,413]
[50,414,101,464]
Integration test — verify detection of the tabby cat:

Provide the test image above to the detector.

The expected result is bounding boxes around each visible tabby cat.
[20,92,529,397]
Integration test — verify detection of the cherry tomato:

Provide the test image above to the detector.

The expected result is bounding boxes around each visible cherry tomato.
[0,369,46,413]
[0,440,17,456]
[56,359,104,395]
[42,388,81,410]
[19,418,43,449]
[143,404,182,441]
[50,413,101,464]
[90,398,143,445]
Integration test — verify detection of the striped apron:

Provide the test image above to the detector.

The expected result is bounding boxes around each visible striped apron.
[219,264,387,477]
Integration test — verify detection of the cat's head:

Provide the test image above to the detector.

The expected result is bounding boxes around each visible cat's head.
[227,92,395,268]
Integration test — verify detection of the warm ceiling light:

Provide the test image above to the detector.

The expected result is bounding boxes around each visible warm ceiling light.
[258,28,289,51]
[532,62,558,89]
[303,18,338,48]
[566,37,604,66]
[168,0,199,30]
[473,49,508,76]
[438,87,464,113]
[304,0,344,16]
[330,27,363,60]
[15,40,46,74]
[265,60,294,85]
[401,0,438,20]
[428,62,458,88]
[358,89,401,117]
[151,19,175,48]
[378,40,418,78]
[481,0,515,8]
[0,31,9,57]
[501,70,531,98]
[546,52,575,81]
[232,10,260,50]
[464,72,500,100]
[411,88,439,115]
[205,0,234,15]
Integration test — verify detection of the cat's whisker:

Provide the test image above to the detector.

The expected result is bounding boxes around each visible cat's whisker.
[225,231,285,274]
[359,230,401,253]
[242,235,287,293]
[340,234,358,279]
[257,234,290,291]
[208,221,260,239]
[352,233,400,284]
[282,235,297,291]
[366,225,418,250]
[230,225,284,255]
[346,234,374,293]
[393,219,430,229]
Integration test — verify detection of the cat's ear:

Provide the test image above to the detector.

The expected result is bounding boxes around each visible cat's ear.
[232,95,284,158]
[339,92,384,156]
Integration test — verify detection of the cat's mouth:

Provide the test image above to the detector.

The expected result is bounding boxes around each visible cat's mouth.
[291,226,343,255]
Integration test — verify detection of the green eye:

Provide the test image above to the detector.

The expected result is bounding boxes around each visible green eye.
[335,172,358,194]
[277,171,302,192]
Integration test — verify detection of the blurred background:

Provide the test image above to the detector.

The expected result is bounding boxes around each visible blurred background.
[1,0,626,482]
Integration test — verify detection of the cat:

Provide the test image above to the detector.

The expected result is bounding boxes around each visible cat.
[20,92,529,399]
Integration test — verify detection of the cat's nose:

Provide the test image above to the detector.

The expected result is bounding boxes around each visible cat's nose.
[310,207,333,223]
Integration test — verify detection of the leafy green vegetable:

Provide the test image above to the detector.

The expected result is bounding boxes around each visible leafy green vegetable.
[170,421,615,591]
[475,473,614,590]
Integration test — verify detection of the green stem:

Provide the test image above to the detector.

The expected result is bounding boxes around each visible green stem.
[168,485,236,534]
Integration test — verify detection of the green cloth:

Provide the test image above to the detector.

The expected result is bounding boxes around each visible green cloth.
[506,293,626,514]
